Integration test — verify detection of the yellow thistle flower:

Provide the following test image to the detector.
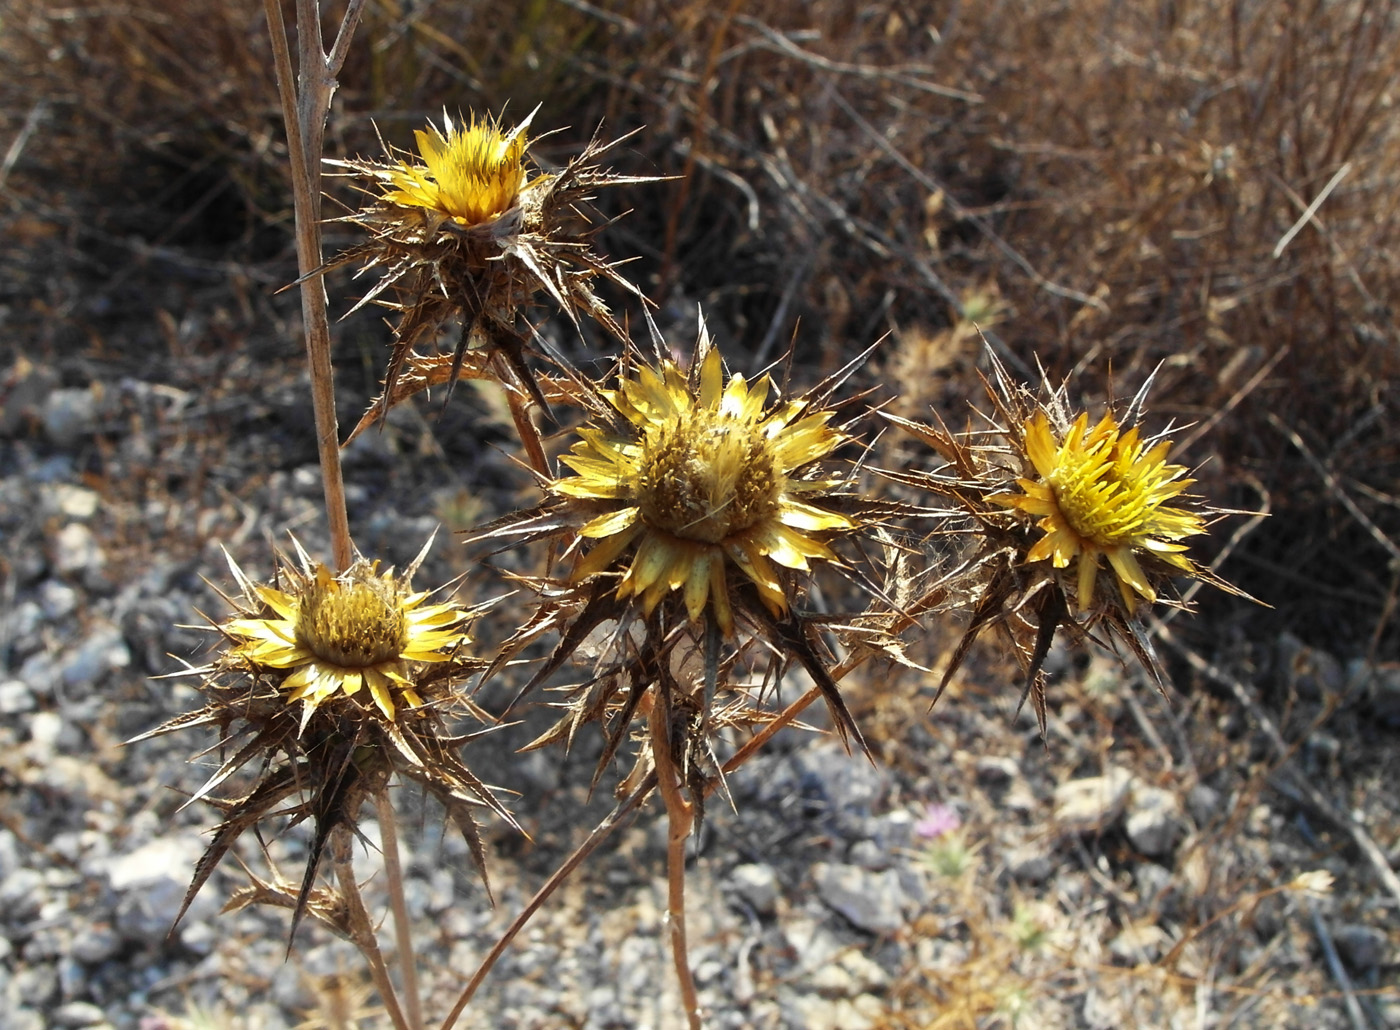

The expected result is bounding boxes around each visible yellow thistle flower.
[554,346,858,635]
[223,558,468,725]
[381,110,531,228]
[992,410,1205,609]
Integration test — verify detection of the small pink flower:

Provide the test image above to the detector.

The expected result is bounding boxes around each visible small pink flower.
[915,802,961,839]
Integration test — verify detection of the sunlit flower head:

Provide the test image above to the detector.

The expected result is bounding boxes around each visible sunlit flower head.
[993,409,1205,610]
[223,557,469,727]
[553,345,860,635]
[381,110,530,228]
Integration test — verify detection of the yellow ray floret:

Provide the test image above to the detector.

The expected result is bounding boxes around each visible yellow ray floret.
[992,410,1205,610]
[381,110,531,227]
[223,560,468,727]
[555,347,858,634]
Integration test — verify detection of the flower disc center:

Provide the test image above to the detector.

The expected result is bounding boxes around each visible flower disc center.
[1047,460,1145,548]
[295,575,408,669]
[637,412,780,544]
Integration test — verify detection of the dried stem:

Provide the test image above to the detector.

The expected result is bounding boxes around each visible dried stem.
[650,693,703,1030]
[264,0,367,570]
[332,828,412,1030]
[375,790,423,1030]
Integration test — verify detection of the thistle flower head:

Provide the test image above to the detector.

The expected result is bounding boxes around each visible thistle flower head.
[224,553,469,727]
[131,537,516,939]
[470,322,888,763]
[882,350,1237,732]
[555,342,859,635]
[992,409,1204,611]
[327,108,653,432]
[380,111,529,227]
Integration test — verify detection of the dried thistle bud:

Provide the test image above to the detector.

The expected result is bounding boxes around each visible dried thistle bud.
[883,351,1240,731]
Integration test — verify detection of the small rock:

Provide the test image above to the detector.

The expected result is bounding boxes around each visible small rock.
[0,1008,44,1030]
[17,651,59,699]
[847,839,889,871]
[727,863,779,918]
[787,744,887,834]
[1125,785,1184,857]
[38,579,79,620]
[1333,923,1388,972]
[782,992,877,1030]
[70,922,122,965]
[0,868,47,922]
[807,951,889,998]
[1109,922,1172,964]
[1053,766,1135,834]
[42,387,98,446]
[0,680,36,715]
[43,484,100,521]
[51,1002,106,1028]
[1134,862,1173,901]
[974,755,1020,786]
[27,710,65,756]
[53,523,104,579]
[61,622,131,688]
[103,834,211,944]
[12,963,58,1007]
[1362,664,1400,728]
[813,863,912,933]
[1007,842,1055,884]
[1186,783,1222,827]
[1,602,43,649]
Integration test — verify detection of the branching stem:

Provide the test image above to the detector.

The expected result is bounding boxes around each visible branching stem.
[264,0,368,570]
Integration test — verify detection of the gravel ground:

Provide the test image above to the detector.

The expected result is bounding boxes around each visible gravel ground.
[2,346,1398,1030]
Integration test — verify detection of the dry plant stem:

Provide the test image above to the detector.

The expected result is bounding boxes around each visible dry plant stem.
[264,0,368,571]
[374,790,423,1030]
[505,385,550,478]
[439,784,656,1030]
[331,829,412,1030]
[650,696,703,1030]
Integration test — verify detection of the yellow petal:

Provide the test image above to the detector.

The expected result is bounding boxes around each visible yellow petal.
[572,524,642,581]
[579,507,641,539]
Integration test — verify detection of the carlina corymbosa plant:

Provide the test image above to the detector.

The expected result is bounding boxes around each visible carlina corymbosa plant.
[880,353,1239,734]
[132,3,1254,1027]
[134,538,516,933]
